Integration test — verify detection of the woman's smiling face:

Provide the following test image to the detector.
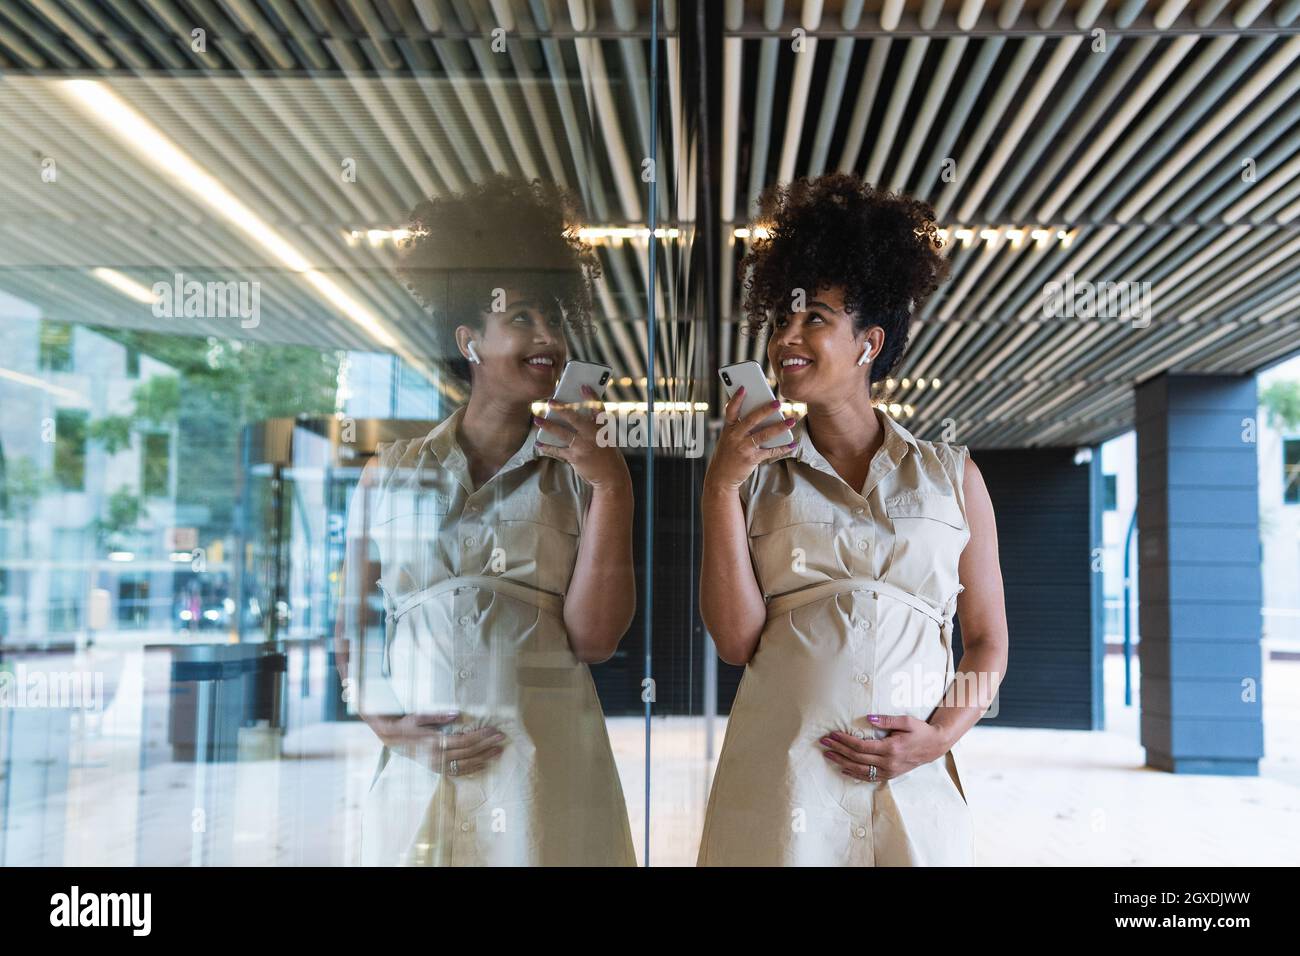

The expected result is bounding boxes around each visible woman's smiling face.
[767,285,883,403]
[465,287,568,402]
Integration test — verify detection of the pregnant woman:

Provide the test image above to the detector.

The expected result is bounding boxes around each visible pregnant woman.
[336,175,636,865]
[697,173,1008,866]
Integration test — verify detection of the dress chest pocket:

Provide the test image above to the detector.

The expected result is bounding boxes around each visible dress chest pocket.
[373,489,449,524]
[885,490,964,528]
[370,490,451,583]
[884,491,969,594]
[494,493,582,586]
[748,494,835,593]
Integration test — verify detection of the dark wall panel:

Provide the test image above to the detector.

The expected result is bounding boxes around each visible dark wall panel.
[590,454,706,716]
[960,447,1100,730]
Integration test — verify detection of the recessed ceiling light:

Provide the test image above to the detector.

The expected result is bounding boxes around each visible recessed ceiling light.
[59,80,411,361]
[91,267,157,304]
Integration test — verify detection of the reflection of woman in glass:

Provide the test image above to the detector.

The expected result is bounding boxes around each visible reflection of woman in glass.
[338,175,636,865]
[697,174,1008,866]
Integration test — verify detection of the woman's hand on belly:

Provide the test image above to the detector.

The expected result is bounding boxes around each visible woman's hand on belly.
[362,710,506,776]
[817,714,952,782]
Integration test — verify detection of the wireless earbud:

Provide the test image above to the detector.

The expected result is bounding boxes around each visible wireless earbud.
[857,343,873,367]
[466,340,482,365]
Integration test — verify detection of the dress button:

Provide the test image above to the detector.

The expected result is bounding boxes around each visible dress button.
[853,507,866,516]
[853,729,867,739]
[854,826,867,838]
[463,537,474,547]
[458,615,470,626]
[856,539,868,550]
[460,821,471,832]
[458,668,471,680]
[467,503,480,513]
[854,672,869,685]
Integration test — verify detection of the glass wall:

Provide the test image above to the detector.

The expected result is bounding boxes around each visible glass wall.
[0,0,675,866]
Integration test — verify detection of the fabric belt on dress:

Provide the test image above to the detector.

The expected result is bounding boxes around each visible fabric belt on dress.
[367,574,567,798]
[376,574,566,678]
[766,576,953,627]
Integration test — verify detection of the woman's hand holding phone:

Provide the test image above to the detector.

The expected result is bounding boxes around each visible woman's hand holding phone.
[534,384,631,492]
[704,386,798,494]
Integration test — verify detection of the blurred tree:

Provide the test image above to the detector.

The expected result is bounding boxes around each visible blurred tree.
[130,375,182,426]
[91,330,343,537]
[87,415,132,454]
[1258,379,1300,532]
[1260,380,1300,431]
[93,486,143,550]
[0,455,48,558]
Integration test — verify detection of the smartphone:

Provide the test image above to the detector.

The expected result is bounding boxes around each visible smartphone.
[719,360,795,448]
[537,360,613,445]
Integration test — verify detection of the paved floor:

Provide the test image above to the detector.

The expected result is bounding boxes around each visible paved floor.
[2,649,1297,865]
[627,653,1300,866]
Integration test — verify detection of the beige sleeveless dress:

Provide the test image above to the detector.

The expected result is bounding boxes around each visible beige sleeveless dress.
[349,404,635,866]
[697,406,976,866]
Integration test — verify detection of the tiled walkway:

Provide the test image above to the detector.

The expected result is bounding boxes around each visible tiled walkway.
[2,650,1296,865]
[632,654,1300,866]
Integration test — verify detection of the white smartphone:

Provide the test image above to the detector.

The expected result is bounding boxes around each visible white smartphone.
[537,359,613,446]
[719,360,795,448]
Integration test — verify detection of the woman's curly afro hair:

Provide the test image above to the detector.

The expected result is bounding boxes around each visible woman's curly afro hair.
[397,173,601,386]
[739,172,950,385]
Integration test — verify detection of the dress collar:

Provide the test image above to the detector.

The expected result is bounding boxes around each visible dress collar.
[778,404,919,499]
[420,403,541,495]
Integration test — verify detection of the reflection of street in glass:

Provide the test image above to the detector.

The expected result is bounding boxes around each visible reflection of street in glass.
[335,176,637,866]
